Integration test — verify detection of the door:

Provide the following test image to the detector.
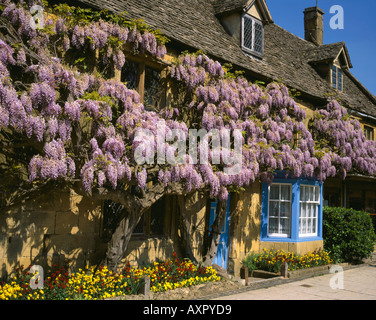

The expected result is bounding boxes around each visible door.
[209,195,231,269]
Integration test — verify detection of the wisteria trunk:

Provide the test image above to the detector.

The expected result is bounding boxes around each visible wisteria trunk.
[177,196,198,264]
[101,207,145,271]
[202,199,227,267]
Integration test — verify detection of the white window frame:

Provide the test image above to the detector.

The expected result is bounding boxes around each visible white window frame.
[299,185,320,237]
[267,183,292,238]
[241,13,264,58]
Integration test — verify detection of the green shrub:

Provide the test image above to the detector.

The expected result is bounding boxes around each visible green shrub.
[241,252,260,272]
[323,207,376,263]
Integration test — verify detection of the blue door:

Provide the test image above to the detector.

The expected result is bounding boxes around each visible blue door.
[209,196,231,269]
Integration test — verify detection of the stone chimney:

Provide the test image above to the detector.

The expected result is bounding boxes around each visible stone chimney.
[304,6,324,46]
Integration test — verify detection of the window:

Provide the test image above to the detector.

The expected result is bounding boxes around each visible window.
[102,200,145,238]
[268,184,292,237]
[364,125,375,141]
[121,59,139,90]
[299,185,320,237]
[242,14,264,58]
[102,198,166,239]
[261,176,323,242]
[331,65,343,91]
[121,59,165,112]
[144,65,162,112]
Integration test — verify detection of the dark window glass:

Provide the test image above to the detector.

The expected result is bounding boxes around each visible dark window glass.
[121,60,139,90]
[364,125,374,141]
[133,214,145,234]
[150,197,165,235]
[254,21,264,54]
[338,68,343,91]
[332,65,337,89]
[144,66,161,112]
[243,15,253,51]
[103,200,145,238]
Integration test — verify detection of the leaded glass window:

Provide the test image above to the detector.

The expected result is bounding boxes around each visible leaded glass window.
[120,60,163,112]
[121,60,139,90]
[242,14,264,58]
[102,200,145,239]
[338,68,343,91]
[331,65,343,91]
[243,15,253,52]
[144,66,161,112]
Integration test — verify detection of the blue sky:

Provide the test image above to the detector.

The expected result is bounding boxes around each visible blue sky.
[266,0,376,95]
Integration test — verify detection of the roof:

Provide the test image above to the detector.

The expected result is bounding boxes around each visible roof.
[73,0,376,118]
[304,42,353,69]
[212,0,250,15]
[212,0,273,23]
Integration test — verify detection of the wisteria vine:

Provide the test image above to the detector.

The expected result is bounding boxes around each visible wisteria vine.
[0,0,375,203]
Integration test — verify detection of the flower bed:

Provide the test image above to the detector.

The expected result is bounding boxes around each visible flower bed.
[0,254,221,300]
[242,248,333,275]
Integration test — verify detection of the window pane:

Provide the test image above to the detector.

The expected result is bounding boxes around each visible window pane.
[310,187,315,201]
[144,66,161,112]
[243,15,253,50]
[280,218,290,235]
[301,203,306,217]
[254,21,263,54]
[150,197,165,235]
[121,60,139,90]
[270,185,279,200]
[269,201,279,217]
[307,218,312,233]
[332,66,337,89]
[300,186,305,201]
[268,218,278,234]
[338,69,343,91]
[133,214,145,234]
[280,202,291,217]
[103,200,126,239]
[315,186,320,202]
[281,185,291,201]
[304,187,310,201]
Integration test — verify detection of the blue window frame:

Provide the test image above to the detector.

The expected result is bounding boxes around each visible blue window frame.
[261,174,323,243]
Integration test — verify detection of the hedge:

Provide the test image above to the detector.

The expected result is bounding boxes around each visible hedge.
[323,207,376,263]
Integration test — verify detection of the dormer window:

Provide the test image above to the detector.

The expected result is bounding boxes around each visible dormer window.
[331,65,343,91]
[242,13,264,58]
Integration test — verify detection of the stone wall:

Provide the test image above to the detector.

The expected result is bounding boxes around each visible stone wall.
[228,182,262,277]
[0,189,101,279]
[260,240,324,256]
[0,189,210,279]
